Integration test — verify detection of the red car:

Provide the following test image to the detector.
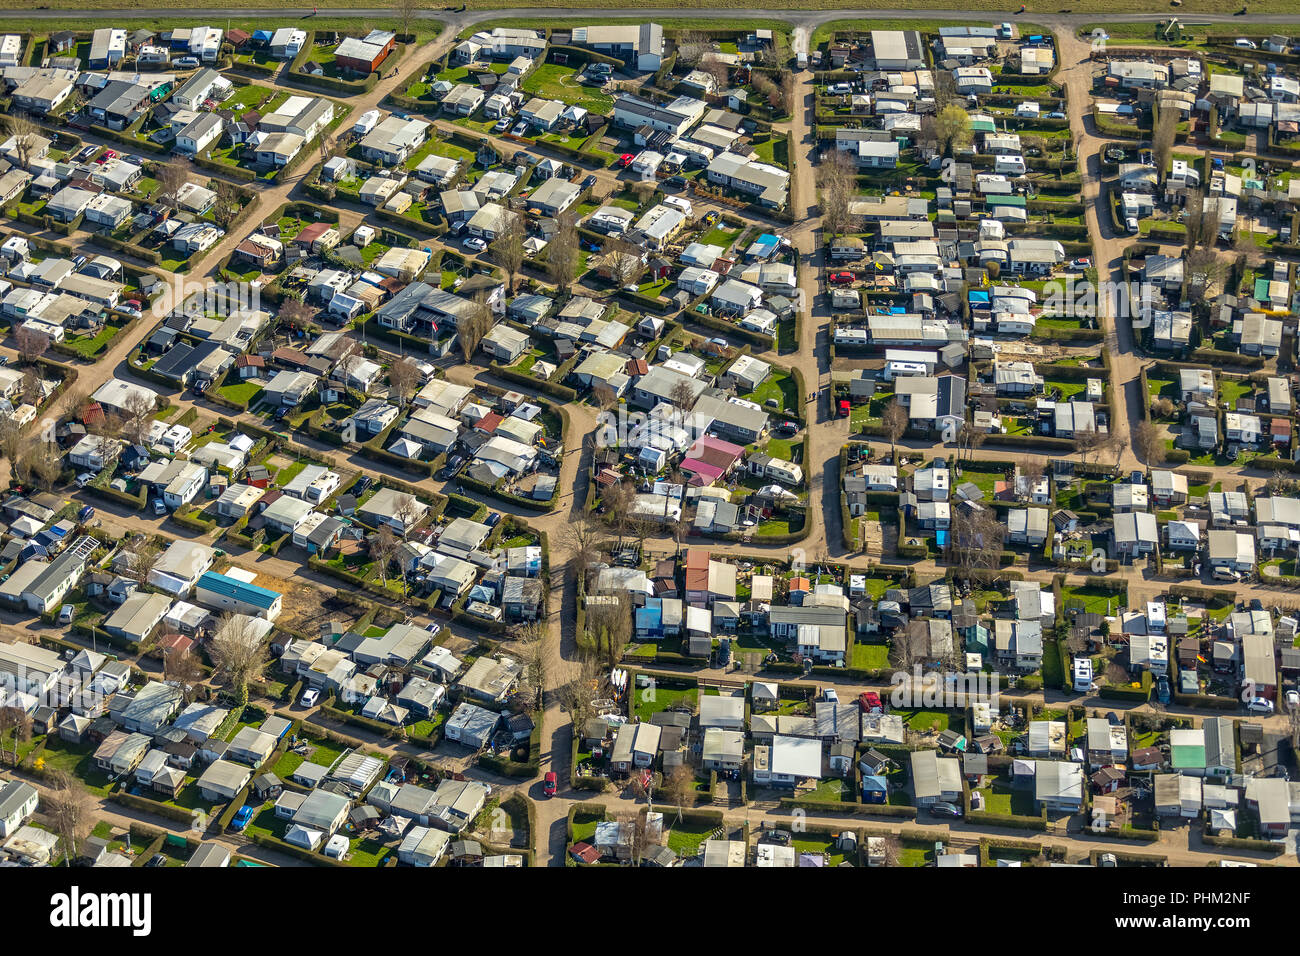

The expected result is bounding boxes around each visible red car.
[859,691,883,713]
[543,772,557,797]
[838,399,851,417]
[617,153,635,168]
[828,271,856,285]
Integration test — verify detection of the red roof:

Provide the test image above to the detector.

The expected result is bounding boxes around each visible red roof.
[476,412,504,434]
[570,842,600,864]
[684,548,711,591]
[625,358,649,377]
[295,221,333,245]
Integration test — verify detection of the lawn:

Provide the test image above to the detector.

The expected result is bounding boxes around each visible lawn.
[218,380,264,407]
[895,709,949,733]
[752,135,789,169]
[62,324,122,359]
[957,468,1004,498]
[519,63,613,113]
[1041,639,1065,688]
[570,809,604,846]
[632,684,697,722]
[792,833,853,866]
[700,226,741,248]
[978,777,1037,816]
[851,641,890,670]
[743,371,797,414]
[665,817,716,856]
[1218,378,1252,409]
[1061,585,1124,615]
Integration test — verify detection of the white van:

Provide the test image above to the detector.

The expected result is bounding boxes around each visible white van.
[663,196,693,217]
[1212,567,1242,582]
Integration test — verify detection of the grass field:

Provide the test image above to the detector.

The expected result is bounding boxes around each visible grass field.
[519,63,613,113]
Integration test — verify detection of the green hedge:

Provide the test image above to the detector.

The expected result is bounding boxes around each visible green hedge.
[966,809,1048,831]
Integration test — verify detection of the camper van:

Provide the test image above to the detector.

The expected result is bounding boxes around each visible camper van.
[994,154,1026,176]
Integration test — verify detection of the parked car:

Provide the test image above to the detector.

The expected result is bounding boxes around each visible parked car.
[543,772,557,797]
[1246,697,1274,714]
[581,175,597,188]
[485,511,502,528]
[1125,216,1139,234]
[929,802,963,818]
[152,499,167,517]
[1234,37,1258,49]
[492,117,511,133]
[859,691,883,713]
[828,271,856,285]
[176,56,200,68]
[617,153,635,168]
[774,420,799,436]
[299,688,321,708]
[665,175,687,189]
[511,121,529,137]
[1070,257,1091,269]
[424,622,442,637]
[229,805,254,832]
[1045,111,1066,119]
[1286,689,1300,710]
[74,472,95,488]
[145,854,167,867]
[463,236,487,252]
[1156,675,1171,704]
[838,399,851,417]
[57,605,75,625]
[77,505,95,523]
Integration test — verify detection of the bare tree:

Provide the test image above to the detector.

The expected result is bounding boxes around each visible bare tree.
[1133,419,1165,466]
[211,180,244,230]
[394,0,420,41]
[514,619,549,715]
[156,158,190,209]
[675,32,712,68]
[606,239,645,288]
[949,505,1006,577]
[122,539,163,588]
[586,591,631,668]
[163,648,205,705]
[208,612,269,707]
[669,378,697,413]
[277,296,314,334]
[43,771,92,867]
[392,492,423,538]
[819,147,858,238]
[547,214,578,294]
[559,514,601,584]
[3,113,41,169]
[490,214,525,294]
[0,418,22,470]
[13,326,48,366]
[369,524,400,585]
[880,834,902,867]
[955,420,986,464]
[1186,246,1225,299]
[618,810,651,865]
[1182,187,1207,252]
[25,441,63,491]
[457,295,493,363]
[601,480,635,549]
[882,398,908,460]
[0,705,31,763]
[702,57,731,92]
[662,762,695,818]
[119,390,157,445]
[387,358,421,406]
[1073,429,1106,466]
[1151,105,1178,186]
